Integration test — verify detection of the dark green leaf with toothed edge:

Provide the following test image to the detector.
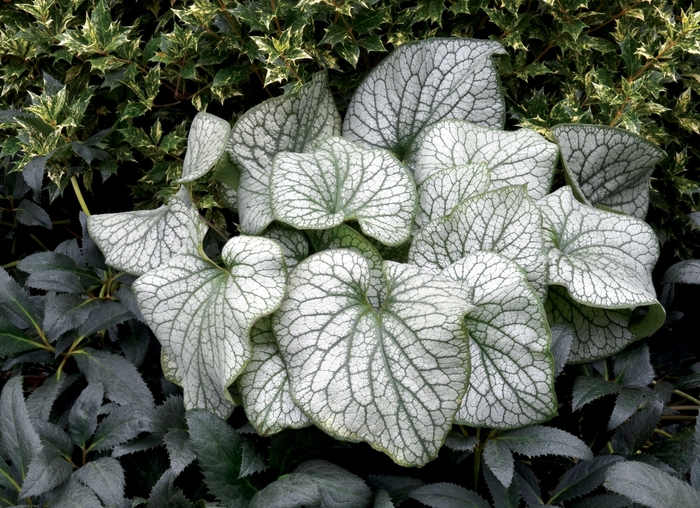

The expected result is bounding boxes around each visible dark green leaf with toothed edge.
[49,476,103,508]
[248,460,372,508]
[134,235,286,418]
[342,38,507,158]
[228,72,341,234]
[18,450,72,499]
[604,461,700,508]
[163,429,196,475]
[88,187,207,276]
[0,318,41,357]
[609,388,648,431]
[373,490,395,508]
[498,426,593,461]
[0,268,41,330]
[549,455,624,504]
[410,185,547,299]
[663,260,700,285]
[482,439,514,487]
[552,124,665,219]
[16,200,52,229]
[274,249,473,467]
[238,316,310,436]
[176,112,231,183]
[0,377,41,481]
[67,383,104,447]
[550,323,574,376]
[408,482,491,508]
[147,469,191,508]
[441,253,556,428]
[407,119,557,200]
[483,466,520,508]
[571,375,621,411]
[270,136,416,247]
[73,457,127,508]
[90,404,154,452]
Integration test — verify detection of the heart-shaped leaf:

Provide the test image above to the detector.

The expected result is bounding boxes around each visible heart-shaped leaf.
[176,112,231,183]
[228,72,341,234]
[261,226,309,271]
[342,38,506,158]
[271,137,416,246]
[88,187,206,276]
[133,236,287,418]
[552,124,666,219]
[238,316,310,436]
[273,249,472,466]
[442,253,556,428]
[407,120,557,200]
[410,186,547,298]
[415,163,490,229]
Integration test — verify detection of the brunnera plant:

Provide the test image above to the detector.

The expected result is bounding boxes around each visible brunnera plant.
[87,38,666,468]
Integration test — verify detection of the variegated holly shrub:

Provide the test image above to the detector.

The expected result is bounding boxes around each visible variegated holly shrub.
[88,38,667,468]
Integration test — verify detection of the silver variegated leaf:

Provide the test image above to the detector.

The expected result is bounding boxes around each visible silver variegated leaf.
[410,186,547,298]
[177,112,231,183]
[273,249,472,467]
[407,119,558,200]
[238,316,310,435]
[133,236,287,418]
[260,226,309,271]
[228,72,341,234]
[442,252,556,428]
[415,163,490,229]
[552,124,666,219]
[271,137,416,246]
[87,187,206,276]
[342,38,507,158]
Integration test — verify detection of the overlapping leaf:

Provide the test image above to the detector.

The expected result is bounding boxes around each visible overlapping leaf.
[442,253,556,428]
[176,112,231,183]
[342,38,507,158]
[271,137,416,246]
[407,120,557,200]
[410,185,547,298]
[552,124,666,219]
[133,236,286,418]
[273,249,472,466]
[88,187,206,276]
[228,72,341,234]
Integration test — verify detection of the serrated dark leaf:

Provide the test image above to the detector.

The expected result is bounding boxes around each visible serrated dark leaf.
[569,493,630,508]
[611,400,663,455]
[48,476,103,508]
[499,426,593,461]
[113,286,144,322]
[0,317,42,357]
[164,429,195,475]
[514,462,544,506]
[31,419,73,458]
[0,268,41,330]
[68,383,104,447]
[366,474,424,504]
[483,439,514,487]
[76,301,133,338]
[54,239,85,266]
[549,455,624,504]
[116,320,149,367]
[19,449,72,499]
[71,141,109,165]
[186,409,255,505]
[572,376,621,411]
[444,434,479,453]
[605,460,700,507]
[0,376,41,480]
[609,389,649,430]
[112,434,164,458]
[0,457,16,492]
[79,212,106,269]
[43,294,98,342]
[408,482,491,508]
[22,156,48,194]
[550,323,574,377]
[26,374,76,421]
[663,260,700,285]
[2,350,55,370]
[74,348,154,409]
[690,458,700,491]
[26,271,84,294]
[614,343,655,388]
[74,457,127,508]
[16,199,52,229]
[239,438,267,479]
[153,395,186,435]
[373,490,394,508]
[148,469,191,508]
[483,465,520,508]
[90,404,154,452]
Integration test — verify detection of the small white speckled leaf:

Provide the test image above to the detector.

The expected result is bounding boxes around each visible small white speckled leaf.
[539,186,661,311]
[407,120,558,200]
[228,72,341,234]
[88,187,207,276]
[410,186,547,299]
[416,163,490,229]
[260,226,309,271]
[442,252,556,428]
[273,249,472,467]
[238,316,310,435]
[133,236,286,419]
[271,137,416,246]
[177,112,231,183]
[552,124,666,219]
[342,38,507,158]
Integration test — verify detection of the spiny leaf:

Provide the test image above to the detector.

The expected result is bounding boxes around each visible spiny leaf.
[408,482,491,508]
[572,375,621,411]
[0,268,41,330]
[482,439,514,487]
[73,457,126,508]
[549,455,624,504]
[498,426,593,461]
[0,377,41,481]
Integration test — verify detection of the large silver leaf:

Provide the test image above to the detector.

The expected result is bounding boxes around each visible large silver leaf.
[273,249,472,467]
[228,72,341,234]
[133,236,286,418]
[238,316,310,435]
[270,137,416,246]
[407,120,557,200]
[409,186,547,298]
[442,253,556,428]
[342,38,507,158]
[552,124,665,219]
[176,112,231,183]
[88,188,206,276]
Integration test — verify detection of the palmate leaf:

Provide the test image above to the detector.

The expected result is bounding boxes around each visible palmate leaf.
[271,137,416,246]
[134,235,286,418]
[442,253,556,429]
[176,112,231,183]
[274,249,472,467]
[552,124,665,219]
[228,72,341,234]
[407,119,558,200]
[410,185,547,298]
[342,38,506,159]
[88,187,207,276]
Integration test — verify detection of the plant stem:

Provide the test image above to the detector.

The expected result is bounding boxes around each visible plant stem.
[472,427,482,489]
[674,389,700,406]
[1,260,20,269]
[654,428,673,438]
[606,441,614,454]
[30,234,48,251]
[71,175,91,216]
